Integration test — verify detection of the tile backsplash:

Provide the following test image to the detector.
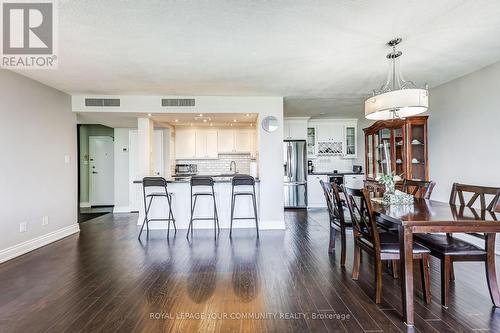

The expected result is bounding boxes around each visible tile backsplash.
[310,156,353,173]
[177,154,254,175]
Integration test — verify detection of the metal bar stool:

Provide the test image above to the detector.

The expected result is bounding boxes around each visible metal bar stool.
[230,175,259,238]
[138,177,176,239]
[187,176,220,238]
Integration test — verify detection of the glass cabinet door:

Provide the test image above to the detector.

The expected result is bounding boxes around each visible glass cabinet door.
[307,127,316,157]
[409,123,426,180]
[378,128,391,175]
[344,125,356,158]
[367,134,373,178]
[393,126,405,177]
[374,132,381,176]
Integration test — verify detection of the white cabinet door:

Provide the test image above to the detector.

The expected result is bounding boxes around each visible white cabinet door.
[218,129,234,153]
[343,123,357,158]
[234,129,252,153]
[205,130,218,158]
[307,174,328,207]
[175,128,196,159]
[316,124,331,142]
[195,130,206,158]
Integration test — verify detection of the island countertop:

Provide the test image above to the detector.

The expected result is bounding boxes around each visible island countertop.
[133,174,260,184]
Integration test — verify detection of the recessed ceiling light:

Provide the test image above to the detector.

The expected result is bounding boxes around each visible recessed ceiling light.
[230,123,233,127]
[245,113,250,117]
[250,123,253,126]
[174,119,179,122]
[147,113,152,116]
[203,119,207,123]
[199,113,203,117]
[233,119,237,122]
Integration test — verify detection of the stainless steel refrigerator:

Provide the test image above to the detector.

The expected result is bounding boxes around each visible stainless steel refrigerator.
[283,140,307,208]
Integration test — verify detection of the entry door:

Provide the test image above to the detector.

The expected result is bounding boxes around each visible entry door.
[89,136,114,206]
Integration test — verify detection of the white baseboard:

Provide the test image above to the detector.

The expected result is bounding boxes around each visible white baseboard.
[113,206,131,213]
[0,224,80,264]
[79,202,90,208]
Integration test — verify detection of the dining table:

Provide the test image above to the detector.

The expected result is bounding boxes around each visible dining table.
[371,198,500,326]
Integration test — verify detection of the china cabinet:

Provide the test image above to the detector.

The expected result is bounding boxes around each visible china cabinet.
[363,116,428,181]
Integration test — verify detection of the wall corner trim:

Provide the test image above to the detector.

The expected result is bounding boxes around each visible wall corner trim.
[0,224,80,264]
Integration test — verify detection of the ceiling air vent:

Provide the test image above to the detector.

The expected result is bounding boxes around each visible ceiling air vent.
[161,98,195,107]
[85,98,121,107]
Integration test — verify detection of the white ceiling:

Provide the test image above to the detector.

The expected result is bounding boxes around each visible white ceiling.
[14,0,500,118]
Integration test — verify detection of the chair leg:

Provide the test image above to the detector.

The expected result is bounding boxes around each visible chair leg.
[421,255,432,304]
[352,244,361,280]
[230,190,235,238]
[139,197,153,239]
[486,252,500,307]
[252,192,259,238]
[340,227,346,266]
[374,257,383,304]
[328,224,336,254]
[441,256,451,307]
[187,195,197,239]
[392,260,399,279]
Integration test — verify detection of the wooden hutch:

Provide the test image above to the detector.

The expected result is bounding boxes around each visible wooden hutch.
[363,116,428,181]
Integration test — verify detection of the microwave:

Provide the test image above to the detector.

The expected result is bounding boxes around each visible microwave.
[175,164,197,175]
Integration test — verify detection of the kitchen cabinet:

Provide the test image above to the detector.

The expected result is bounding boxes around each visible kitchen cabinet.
[344,174,365,189]
[284,118,308,140]
[316,123,344,142]
[307,174,328,208]
[217,129,253,153]
[175,128,196,159]
[195,129,218,159]
[343,122,357,158]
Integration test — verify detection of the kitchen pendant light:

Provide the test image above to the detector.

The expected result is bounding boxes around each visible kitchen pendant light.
[365,38,428,120]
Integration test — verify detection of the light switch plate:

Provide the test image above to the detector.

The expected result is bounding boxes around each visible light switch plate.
[42,216,49,226]
[19,222,27,233]
[64,155,71,164]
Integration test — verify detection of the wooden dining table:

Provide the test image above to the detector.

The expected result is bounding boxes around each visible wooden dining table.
[371,198,500,326]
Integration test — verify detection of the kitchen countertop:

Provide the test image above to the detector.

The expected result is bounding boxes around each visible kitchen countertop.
[133,174,260,184]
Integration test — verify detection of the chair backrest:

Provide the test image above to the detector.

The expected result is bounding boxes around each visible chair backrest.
[232,174,255,186]
[143,177,168,188]
[344,187,380,251]
[402,179,436,199]
[191,176,215,187]
[449,183,500,212]
[319,180,345,228]
[363,179,385,198]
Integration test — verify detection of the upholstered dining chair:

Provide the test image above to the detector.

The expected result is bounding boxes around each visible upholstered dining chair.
[344,187,432,304]
[402,179,436,199]
[415,183,500,307]
[319,180,350,266]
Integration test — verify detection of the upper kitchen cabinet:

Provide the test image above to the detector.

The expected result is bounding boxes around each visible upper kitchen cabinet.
[175,128,196,159]
[195,129,218,159]
[343,120,357,158]
[283,118,308,140]
[363,116,428,181]
[217,128,253,154]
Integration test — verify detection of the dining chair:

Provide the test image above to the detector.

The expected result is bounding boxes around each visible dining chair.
[415,183,500,306]
[344,187,432,304]
[402,179,436,199]
[363,179,386,197]
[319,180,350,265]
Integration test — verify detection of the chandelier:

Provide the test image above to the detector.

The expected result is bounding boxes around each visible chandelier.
[365,38,428,120]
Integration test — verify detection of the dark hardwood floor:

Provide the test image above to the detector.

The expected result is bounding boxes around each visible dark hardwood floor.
[1,208,500,332]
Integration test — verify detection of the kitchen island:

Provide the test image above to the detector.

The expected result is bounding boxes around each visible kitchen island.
[132,176,260,230]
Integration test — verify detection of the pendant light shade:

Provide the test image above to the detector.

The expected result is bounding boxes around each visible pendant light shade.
[365,38,428,120]
[365,88,428,120]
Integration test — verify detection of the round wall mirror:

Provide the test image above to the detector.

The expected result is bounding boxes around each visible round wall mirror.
[261,116,278,133]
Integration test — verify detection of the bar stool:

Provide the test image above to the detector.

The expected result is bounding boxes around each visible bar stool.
[230,175,259,238]
[187,176,220,238]
[138,177,176,239]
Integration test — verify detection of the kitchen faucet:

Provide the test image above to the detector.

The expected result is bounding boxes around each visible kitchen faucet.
[230,161,237,174]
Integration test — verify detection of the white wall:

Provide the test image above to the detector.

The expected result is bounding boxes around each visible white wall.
[429,61,500,203]
[113,128,130,212]
[0,70,78,263]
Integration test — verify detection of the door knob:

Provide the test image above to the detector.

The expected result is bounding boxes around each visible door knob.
[92,171,98,174]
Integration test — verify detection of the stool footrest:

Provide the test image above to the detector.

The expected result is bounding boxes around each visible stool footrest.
[146,218,175,222]
[232,217,257,220]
